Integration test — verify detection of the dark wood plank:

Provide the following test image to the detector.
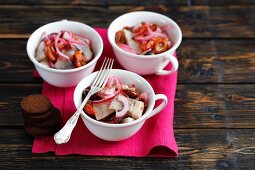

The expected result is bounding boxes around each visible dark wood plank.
[1,0,255,6]
[175,84,255,128]
[0,84,42,126]
[109,0,190,6]
[0,5,108,38]
[1,39,254,84]
[0,0,106,5]
[178,39,255,83]
[0,40,42,83]
[0,5,254,38]
[0,129,254,169]
[117,5,255,38]
[0,0,185,6]
[193,0,255,5]
[109,0,255,6]
[1,83,255,128]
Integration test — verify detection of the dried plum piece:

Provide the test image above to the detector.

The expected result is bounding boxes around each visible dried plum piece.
[122,89,139,98]
[100,112,118,124]
[100,112,128,124]
[82,87,102,101]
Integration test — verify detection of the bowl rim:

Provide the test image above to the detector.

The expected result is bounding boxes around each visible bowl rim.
[73,69,156,128]
[107,11,182,59]
[26,20,103,73]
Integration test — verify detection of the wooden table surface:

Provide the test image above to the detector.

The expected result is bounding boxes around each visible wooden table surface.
[1,1,255,169]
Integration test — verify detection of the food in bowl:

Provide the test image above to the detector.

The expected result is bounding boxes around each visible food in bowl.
[35,30,93,69]
[108,12,181,75]
[82,76,148,124]
[74,69,168,141]
[27,20,103,87]
[115,22,172,55]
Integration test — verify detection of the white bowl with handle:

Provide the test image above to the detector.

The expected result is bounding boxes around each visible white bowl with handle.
[26,20,103,87]
[108,11,182,75]
[73,69,168,141]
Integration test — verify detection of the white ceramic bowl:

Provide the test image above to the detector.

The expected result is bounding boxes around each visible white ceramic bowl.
[27,20,103,87]
[73,69,168,141]
[108,11,182,75]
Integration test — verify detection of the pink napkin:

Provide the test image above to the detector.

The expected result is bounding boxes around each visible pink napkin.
[32,28,178,157]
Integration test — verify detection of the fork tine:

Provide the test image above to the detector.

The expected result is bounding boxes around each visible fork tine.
[100,59,114,88]
[92,57,108,86]
[97,58,113,88]
[94,58,110,87]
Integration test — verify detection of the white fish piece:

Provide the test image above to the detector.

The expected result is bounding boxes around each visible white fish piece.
[63,49,75,60]
[127,98,144,119]
[141,49,152,55]
[122,84,129,90]
[62,31,71,40]
[121,84,136,91]
[93,102,115,120]
[70,43,78,52]
[74,42,93,62]
[35,41,46,62]
[77,35,91,46]
[109,95,124,111]
[109,95,144,119]
[122,117,135,123]
[39,58,49,67]
[55,57,74,69]
[123,29,142,54]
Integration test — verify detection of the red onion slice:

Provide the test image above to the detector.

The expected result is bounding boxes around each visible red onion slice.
[55,31,70,60]
[118,43,137,54]
[98,88,115,99]
[92,77,122,103]
[115,95,129,118]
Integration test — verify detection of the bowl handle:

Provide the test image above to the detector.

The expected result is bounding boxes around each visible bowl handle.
[146,94,168,119]
[156,54,179,75]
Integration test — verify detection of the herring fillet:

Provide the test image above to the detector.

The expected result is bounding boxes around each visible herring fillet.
[93,102,115,120]
[123,29,142,54]
[36,41,46,62]
[109,95,145,119]
[74,43,93,61]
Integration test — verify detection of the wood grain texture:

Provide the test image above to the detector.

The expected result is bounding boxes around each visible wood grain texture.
[0,40,42,83]
[0,0,106,5]
[1,39,254,83]
[0,5,107,36]
[109,0,255,6]
[0,129,254,169]
[0,84,42,127]
[1,83,254,128]
[0,1,254,169]
[178,39,255,83]
[0,0,183,6]
[175,84,255,128]
[191,0,255,5]
[1,0,255,6]
[112,5,255,38]
[0,5,254,38]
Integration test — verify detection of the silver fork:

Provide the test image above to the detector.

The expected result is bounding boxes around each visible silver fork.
[54,58,114,144]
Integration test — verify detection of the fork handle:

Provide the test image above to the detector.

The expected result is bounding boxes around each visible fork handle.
[54,93,91,144]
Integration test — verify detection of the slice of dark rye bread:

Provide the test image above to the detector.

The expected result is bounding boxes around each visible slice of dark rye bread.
[21,94,52,114]
[22,107,53,122]
[21,94,62,136]
[23,106,59,123]
[24,123,60,136]
[21,94,53,121]
[25,107,61,128]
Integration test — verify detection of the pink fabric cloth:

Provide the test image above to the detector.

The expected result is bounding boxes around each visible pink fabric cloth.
[32,28,178,157]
